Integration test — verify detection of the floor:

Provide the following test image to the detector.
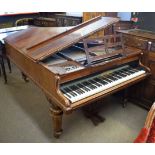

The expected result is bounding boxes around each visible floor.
[0,63,148,143]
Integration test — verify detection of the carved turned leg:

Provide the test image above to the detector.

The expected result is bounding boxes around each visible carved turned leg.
[49,102,63,138]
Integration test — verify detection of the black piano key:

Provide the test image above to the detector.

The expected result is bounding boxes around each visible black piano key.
[89,83,97,89]
[70,85,84,95]
[122,70,131,75]
[126,68,138,74]
[119,71,129,76]
[107,75,117,81]
[61,89,72,98]
[82,81,97,89]
[77,83,90,92]
[110,73,120,79]
[126,69,135,74]
[62,88,73,98]
[116,74,124,79]
[122,68,133,73]
[128,69,137,73]
[108,74,117,80]
[88,79,102,87]
[77,87,85,94]
[129,68,139,73]
[82,81,93,90]
[76,86,86,94]
[93,78,104,85]
[111,73,119,80]
[64,94,72,98]
[69,86,81,95]
[122,67,134,73]
[94,77,107,85]
[114,71,127,77]
[99,77,109,84]
[91,82,98,88]
[64,87,77,97]
[103,77,112,83]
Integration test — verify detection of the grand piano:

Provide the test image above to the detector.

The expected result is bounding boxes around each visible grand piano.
[4,16,151,138]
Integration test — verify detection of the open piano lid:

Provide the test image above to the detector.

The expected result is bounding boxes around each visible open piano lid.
[5,16,119,62]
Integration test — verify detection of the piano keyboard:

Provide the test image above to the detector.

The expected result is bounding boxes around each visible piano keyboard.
[60,65,146,103]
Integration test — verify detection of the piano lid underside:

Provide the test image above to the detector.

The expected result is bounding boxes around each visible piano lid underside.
[4,16,119,62]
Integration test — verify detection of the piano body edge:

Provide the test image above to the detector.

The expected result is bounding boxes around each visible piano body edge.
[5,41,151,113]
[5,42,72,113]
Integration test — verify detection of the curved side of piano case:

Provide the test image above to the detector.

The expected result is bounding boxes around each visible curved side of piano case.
[5,42,72,112]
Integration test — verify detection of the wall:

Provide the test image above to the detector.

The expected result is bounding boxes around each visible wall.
[136,12,155,32]
[0,13,39,28]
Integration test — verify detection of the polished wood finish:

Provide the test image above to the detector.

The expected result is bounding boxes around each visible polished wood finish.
[134,102,155,143]
[4,17,150,137]
[0,26,28,83]
[83,12,117,38]
[83,34,124,65]
[145,102,155,129]
[117,29,155,109]
[47,97,63,138]
[83,12,106,38]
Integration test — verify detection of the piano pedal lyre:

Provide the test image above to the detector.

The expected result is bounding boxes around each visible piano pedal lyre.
[82,101,106,126]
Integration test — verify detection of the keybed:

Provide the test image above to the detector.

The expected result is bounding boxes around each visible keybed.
[60,65,146,103]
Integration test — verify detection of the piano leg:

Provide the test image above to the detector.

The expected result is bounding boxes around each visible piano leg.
[0,57,7,84]
[6,57,12,73]
[49,103,63,138]
[83,101,105,126]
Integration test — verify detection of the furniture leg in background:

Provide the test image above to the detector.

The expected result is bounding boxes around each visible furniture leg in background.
[6,57,11,73]
[0,56,7,83]
[21,72,29,82]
